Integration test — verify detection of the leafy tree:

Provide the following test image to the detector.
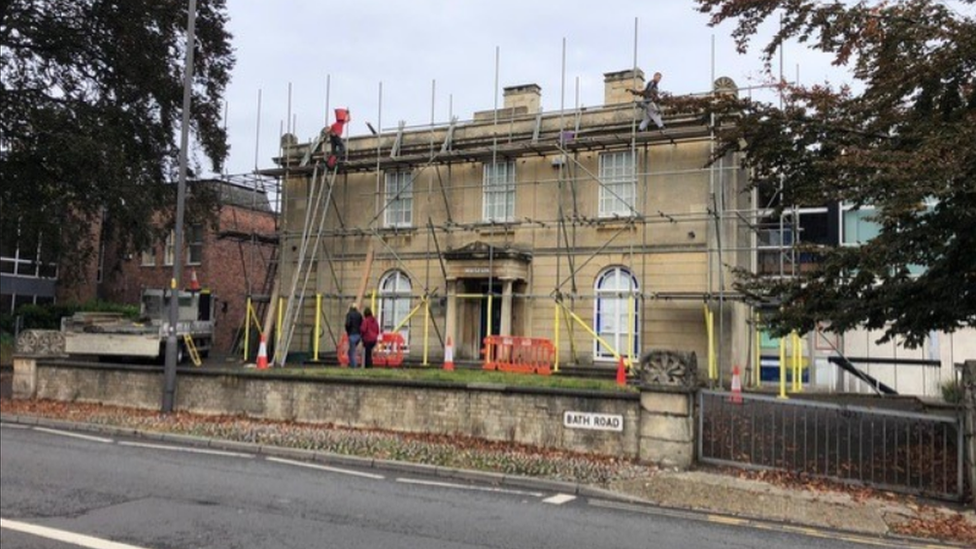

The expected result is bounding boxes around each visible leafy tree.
[694,0,976,346]
[0,0,234,283]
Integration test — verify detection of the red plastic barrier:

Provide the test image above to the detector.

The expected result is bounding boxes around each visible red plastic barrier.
[482,336,555,375]
[373,332,405,367]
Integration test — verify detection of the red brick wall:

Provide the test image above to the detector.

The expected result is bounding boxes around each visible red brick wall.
[101,204,277,354]
[55,215,103,305]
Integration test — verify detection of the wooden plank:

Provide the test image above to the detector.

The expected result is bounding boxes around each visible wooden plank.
[353,242,375,308]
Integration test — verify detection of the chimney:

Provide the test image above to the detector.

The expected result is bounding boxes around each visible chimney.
[604,68,644,105]
[503,84,541,115]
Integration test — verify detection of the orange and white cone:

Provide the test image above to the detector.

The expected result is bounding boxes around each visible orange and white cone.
[188,269,201,292]
[616,356,627,386]
[730,365,743,404]
[256,334,269,370]
[444,336,455,371]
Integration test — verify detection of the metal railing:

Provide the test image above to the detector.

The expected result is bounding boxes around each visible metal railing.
[698,390,965,501]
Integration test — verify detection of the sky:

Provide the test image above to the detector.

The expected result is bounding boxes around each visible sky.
[216,0,850,176]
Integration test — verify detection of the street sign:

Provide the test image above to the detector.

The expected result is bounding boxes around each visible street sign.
[563,411,623,432]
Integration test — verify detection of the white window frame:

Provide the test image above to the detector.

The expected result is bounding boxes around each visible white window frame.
[598,151,636,218]
[384,171,414,228]
[187,224,204,265]
[0,229,57,279]
[482,161,516,222]
[593,266,640,361]
[163,231,175,266]
[379,270,412,345]
[141,247,157,267]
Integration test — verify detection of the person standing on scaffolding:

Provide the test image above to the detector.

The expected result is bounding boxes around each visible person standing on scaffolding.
[627,72,665,131]
[326,108,350,168]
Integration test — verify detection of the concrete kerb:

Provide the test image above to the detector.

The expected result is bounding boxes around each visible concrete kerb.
[436,467,506,485]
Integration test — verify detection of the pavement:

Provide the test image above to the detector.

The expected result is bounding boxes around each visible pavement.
[1,404,973,547]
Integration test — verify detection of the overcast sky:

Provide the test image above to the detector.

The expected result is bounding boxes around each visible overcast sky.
[217,0,848,176]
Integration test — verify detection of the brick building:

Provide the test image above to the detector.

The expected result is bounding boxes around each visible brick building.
[99,178,278,353]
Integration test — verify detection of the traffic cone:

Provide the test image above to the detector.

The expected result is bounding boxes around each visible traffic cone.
[730,365,743,404]
[188,269,201,292]
[256,334,269,370]
[444,336,455,371]
[616,356,627,386]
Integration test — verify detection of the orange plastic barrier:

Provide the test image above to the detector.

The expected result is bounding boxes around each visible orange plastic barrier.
[372,332,405,367]
[482,336,555,375]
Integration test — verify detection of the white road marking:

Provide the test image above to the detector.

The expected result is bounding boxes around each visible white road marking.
[117,440,254,458]
[266,457,385,480]
[396,478,544,497]
[0,423,29,429]
[34,427,113,444]
[0,517,151,549]
[542,493,577,505]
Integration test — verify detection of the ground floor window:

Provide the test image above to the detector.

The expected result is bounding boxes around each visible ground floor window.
[379,270,412,344]
[594,266,640,361]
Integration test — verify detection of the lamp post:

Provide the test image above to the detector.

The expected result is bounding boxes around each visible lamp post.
[162,0,198,413]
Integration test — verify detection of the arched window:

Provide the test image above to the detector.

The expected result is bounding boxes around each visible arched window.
[379,270,412,344]
[594,267,639,361]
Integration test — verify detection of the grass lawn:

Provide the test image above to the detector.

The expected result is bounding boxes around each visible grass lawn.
[262,364,636,393]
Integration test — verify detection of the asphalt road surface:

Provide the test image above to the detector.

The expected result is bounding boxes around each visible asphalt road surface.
[1,422,903,549]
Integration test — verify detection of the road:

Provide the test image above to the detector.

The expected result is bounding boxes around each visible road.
[0,423,904,549]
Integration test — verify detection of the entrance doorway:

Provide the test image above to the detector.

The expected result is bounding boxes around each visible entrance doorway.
[479,281,502,343]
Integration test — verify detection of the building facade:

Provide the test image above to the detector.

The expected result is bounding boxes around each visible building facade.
[267,69,753,371]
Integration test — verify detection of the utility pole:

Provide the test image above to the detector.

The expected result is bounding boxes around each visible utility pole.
[162,0,198,413]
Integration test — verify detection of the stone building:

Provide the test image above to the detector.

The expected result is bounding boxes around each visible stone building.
[264,68,754,373]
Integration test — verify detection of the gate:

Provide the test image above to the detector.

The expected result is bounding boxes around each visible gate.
[698,390,965,501]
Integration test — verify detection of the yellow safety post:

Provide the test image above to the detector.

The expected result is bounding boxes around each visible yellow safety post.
[778,336,788,399]
[704,305,716,381]
[553,301,560,373]
[710,309,717,380]
[792,331,802,392]
[244,297,252,361]
[753,311,761,387]
[561,302,621,362]
[277,297,284,348]
[486,293,493,338]
[370,290,376,317]
[627,294,635,371]
[313,294,322,362]
[423,297,430,366]
[392,298,426,334]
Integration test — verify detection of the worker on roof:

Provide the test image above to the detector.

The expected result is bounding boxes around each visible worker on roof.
[627,72,665,131]
[327,108,350,168]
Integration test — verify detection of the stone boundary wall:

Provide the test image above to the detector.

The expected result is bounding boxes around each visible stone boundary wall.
[16,360,665,458]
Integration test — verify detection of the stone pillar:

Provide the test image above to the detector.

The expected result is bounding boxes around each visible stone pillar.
[12,357,37,400]
[500,279,513,336]
[639,386,696,469]
[11,329,67,400]
[446,279,458,348]
[963,360,975,511]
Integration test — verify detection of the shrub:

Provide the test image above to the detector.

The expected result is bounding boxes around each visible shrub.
[940,379,964,405]
[0,300,139,333]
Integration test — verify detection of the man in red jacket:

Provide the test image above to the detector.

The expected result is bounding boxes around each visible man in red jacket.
[361,306,380,368]
[326,108,350,168]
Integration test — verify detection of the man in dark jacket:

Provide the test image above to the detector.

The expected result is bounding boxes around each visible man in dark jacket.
[345,303,363,368]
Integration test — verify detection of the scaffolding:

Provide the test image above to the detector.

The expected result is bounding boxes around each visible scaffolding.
[254,30,804,385]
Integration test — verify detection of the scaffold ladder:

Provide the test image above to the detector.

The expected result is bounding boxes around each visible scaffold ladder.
[275,158,339,366]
